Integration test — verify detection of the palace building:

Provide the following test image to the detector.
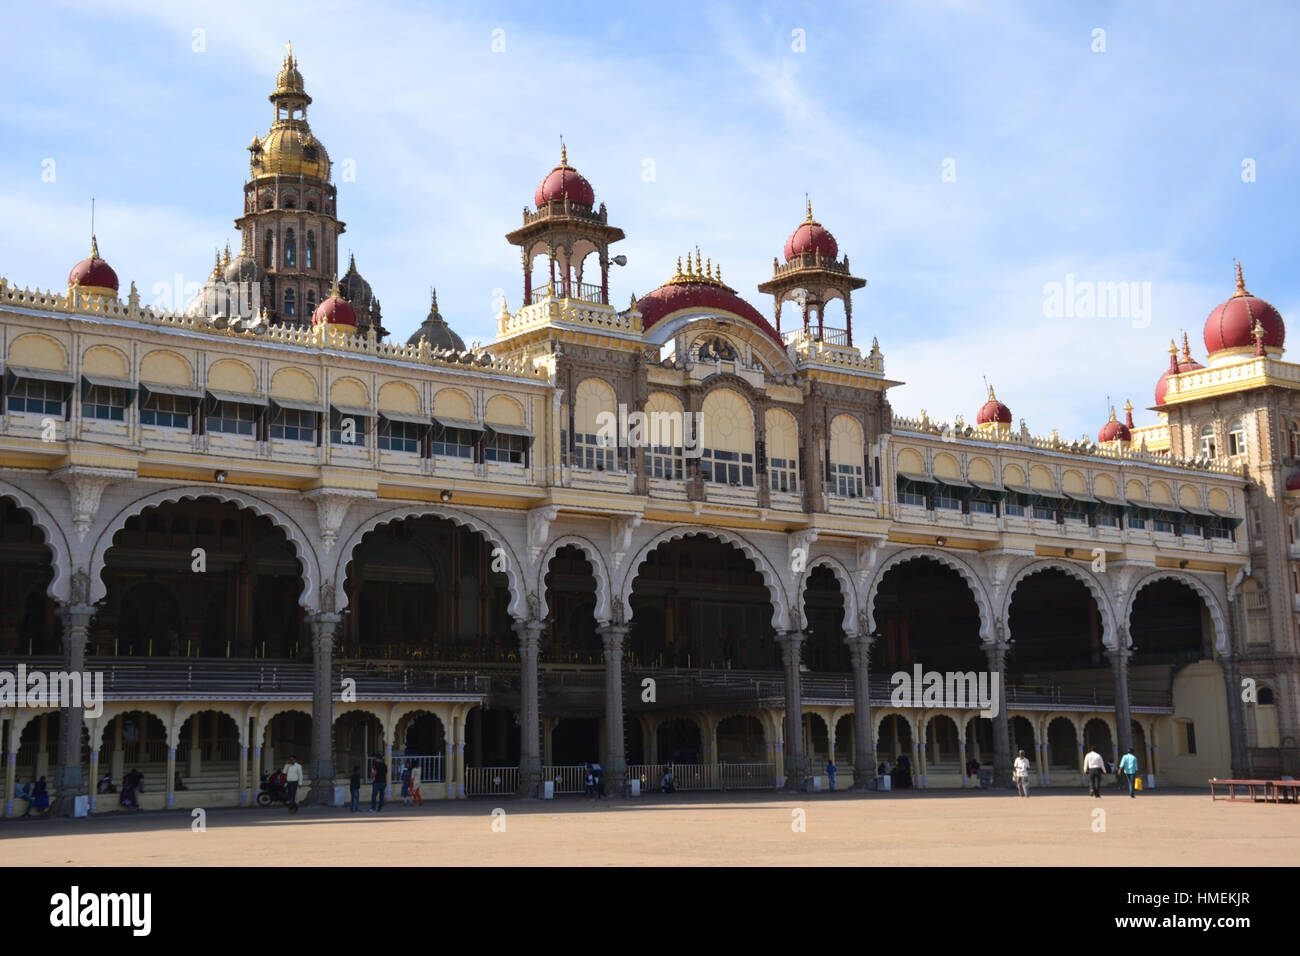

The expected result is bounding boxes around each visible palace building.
[1,49,1291,813]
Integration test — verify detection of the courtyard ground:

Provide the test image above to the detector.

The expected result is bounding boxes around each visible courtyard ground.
[3,788,1296,866]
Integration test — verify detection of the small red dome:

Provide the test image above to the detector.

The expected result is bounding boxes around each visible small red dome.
[68,238,119,293]
[313,293,356,327]
[1154,337,1206,406]
[534,146,595,208]
[1098,417,1131,443]
[637,279,782,348]
[784,217,838,262]
[976,389,1012,425]
[1287,472,1300,492]
[1203,265,1285,354]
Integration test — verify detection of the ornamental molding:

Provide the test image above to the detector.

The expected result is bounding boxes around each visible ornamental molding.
[51,465,135,541]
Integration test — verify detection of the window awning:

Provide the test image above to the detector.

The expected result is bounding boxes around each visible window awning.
[1095,493,1126,508]
[433,416,486,433]
[897,470,937,486]
[487,422,534,438]
[1032,488,1066,500]
[1004,483,1033,497]
[5,366,75,384]
[141,381,203,399]
[934,474,974,498]
[270,397,322,414]
[1064,490,1099,504]
[331,403,371,418]
[81,373,136,392]
[969,479,1004,493]
[1180,504,1215,517]
[379,410,432,427]
[206,389,267,407]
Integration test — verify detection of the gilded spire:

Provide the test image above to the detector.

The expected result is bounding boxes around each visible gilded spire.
[222,242,231,267]
[90,235,100,259]
[1124,399,1134,428]
[806,195,814,222]
[1234,259,1248,297]
[1108,405,1118,422]
[675,256,683,277]
[1181,331,1192,362]
[285,41,294,67]
[430,286,438,312]
[329,274,341,299]
[695,249,702,276]
[560,138,567,167]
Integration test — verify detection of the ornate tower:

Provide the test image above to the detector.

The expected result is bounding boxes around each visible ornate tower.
[505,145,625,306]
[757,200,866,346]
[233,45,366,330]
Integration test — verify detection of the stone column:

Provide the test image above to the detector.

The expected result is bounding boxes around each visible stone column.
[599,623,629,794]
[984,639,1012,786]
[445,713,456,799]
[516,617,544,797]
[5,750,16,817]
[1221,655,1249,776]
[166,747,176,808]
[846,633,876,790]
[53,602,96,813]
[776,630,809,791]
[309,612,341,805]
[1109,634,1134,756]
[455,719,467,799]
[239,745,249,806]
[88,748,99,811]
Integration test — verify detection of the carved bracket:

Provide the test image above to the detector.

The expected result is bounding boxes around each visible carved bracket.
[304,489,370,554]
[527,505,560,562]
[52,466,134,541]
[610,514,643,574]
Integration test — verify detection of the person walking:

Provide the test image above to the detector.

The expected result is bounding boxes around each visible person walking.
[1084,745,1106,797]
[281,755,303,813]
[370,756,388,812]
[349,766,361,812]
[1119,748,1140,798]
[400,762,412,805]
[826,759,837,792]
[410,763,422,806]
[1013,749,1032,798]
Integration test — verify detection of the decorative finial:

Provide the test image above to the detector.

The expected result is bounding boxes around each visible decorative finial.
[223,241,231,267]
[1234,259,1247,297]
[329,274,341,298]
[675,256,683,276]
[1253,318,1267,357]
[1124,399,1134,428]
[1182,330,1192,362]
[805,194,813,222]
[285,40,293,66]
[706,257,712,279]
[90,234,100,259]
[1108,405,1118,422]
[695,249,702,276]
[560,137,567,166]
[716,265,722,283]
[430,286,438,312]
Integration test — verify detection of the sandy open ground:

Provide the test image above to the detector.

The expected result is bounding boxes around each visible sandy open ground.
[3,788,1296,866]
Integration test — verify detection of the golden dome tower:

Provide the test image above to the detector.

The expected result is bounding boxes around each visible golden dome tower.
[229,45,380,334]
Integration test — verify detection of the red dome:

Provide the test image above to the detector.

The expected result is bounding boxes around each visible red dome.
[68,238,119,293]
[1287,472,1300,492]
[784,220,838,262]
[976,389,1011,425]
[313,293,357,327]
[637,281,782,348]
[1098,417,1132,443]
[1154,338,1206,406]
[1203,265,1284,354]
[534,147,595,208]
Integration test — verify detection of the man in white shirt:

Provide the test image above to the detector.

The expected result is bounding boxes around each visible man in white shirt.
[282,755,304,813]
[1083,746,1106,797]
[1013,749,1032,798]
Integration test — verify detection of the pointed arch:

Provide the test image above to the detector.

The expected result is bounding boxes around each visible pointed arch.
[334,506,526,620]
[863,548,993,641]
[1124,569,1228,655]
[88,486,321,609]
[1002,559,1116,648]
[618,525,790,630]
[0,478,73,602]
[536,534,613,624]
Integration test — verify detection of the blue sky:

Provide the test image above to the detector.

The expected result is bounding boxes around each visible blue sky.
[2,0,1298,440]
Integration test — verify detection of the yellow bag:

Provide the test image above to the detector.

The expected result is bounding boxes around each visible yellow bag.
[1134,777,1143,791]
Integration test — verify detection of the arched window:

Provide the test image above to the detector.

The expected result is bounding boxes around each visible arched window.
[263,231,273,268]
[765,408,798,493]
[1227,418,1246,457]
[306,200,317,212]
[284,195,297,210]
[284,289,295,317]
[700,388,755,486]
[1199,425,1217,459]
[571,378,616,471]
[828,414,865,498]
[305,291,315,316]
[306,233,316,270]
[1244,578,1269,645]
[284,229,296,268]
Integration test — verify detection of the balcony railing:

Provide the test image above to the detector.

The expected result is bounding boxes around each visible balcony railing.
[528,281,604,305]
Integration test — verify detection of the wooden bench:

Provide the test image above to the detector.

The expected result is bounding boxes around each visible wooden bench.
[1209,778,1274,802]
[1268,780,1300,803]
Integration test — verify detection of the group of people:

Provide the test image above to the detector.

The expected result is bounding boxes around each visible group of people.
[877,755,913,789]
[12,777,50,816]
[1013,746,1142,798]
[584,762,605,798]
